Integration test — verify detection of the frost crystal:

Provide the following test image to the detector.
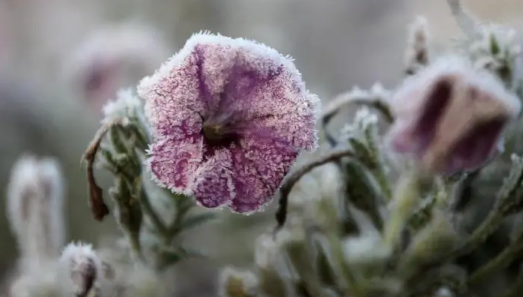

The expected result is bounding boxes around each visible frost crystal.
[101,88,143,125]
[138,32,320,214]
[340,107,379,142]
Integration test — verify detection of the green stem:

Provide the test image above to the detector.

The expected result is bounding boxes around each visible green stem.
[384,170,421,247]
[127,232,145,263]
[500,265,523,297]
[137,182,168,237]
[450,212,504,259]
[327,232,364,297]
[468,240,523,285]
[372,165,393,202]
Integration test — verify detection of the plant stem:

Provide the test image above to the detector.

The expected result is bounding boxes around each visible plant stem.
[468,239,523,285]
[275,149,355,232]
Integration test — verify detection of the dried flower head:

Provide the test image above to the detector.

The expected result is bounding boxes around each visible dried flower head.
[387,56,521,174]
[6,155,65,265]
[59,242,102,297]
[138,32,320,214]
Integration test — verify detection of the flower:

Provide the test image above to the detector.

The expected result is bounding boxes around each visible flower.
[138,32,320,214]
[387,56,521,174]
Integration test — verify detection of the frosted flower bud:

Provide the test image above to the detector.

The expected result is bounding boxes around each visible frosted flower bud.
[218,267,259,297]
[138,32,320,214]
[59,242,102,297]
[64,22,170,111]
[387,56,521,174]
[6,154,65,265]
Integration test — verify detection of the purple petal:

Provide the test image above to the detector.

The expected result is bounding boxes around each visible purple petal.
[245,111,318,150]
[443,116,507,174]
[178,34,319,150]
[228,135,298,214]
[193,149,235,208]
[147,137,203,195]
[137,46,208,133]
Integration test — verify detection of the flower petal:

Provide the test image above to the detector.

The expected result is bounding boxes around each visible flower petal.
[147,137,203,195]
[192,149,235,208]
[228,136,298,214]
[176,34,319,150]
[244,111,318,150]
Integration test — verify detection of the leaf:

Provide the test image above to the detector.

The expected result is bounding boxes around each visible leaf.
[157,246,207,270]
[179,212,217,231]
[489,34,500,55]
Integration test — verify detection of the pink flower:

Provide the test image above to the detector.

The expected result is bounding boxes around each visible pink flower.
[138,32,320,214]
[387,56,521,174]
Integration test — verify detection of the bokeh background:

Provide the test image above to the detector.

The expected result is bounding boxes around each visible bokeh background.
[0,0,522,295]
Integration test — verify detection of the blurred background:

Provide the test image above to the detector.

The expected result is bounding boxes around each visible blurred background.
[0,0,522,295]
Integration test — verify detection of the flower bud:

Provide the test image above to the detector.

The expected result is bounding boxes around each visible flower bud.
[59,242,102,297]
[6,154,65,266]
[387,56,521,174]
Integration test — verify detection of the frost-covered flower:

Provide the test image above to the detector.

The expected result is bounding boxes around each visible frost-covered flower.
[387,56,521,174]
[138,32,320,214]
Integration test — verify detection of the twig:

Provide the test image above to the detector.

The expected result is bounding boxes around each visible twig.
[274,149,355,233]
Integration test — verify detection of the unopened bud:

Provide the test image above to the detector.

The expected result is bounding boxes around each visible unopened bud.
[60,242,102,297]
[6,154,65,266]
[387,56,521,174]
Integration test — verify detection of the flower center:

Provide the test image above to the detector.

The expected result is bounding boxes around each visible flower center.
[203,123,225,141]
